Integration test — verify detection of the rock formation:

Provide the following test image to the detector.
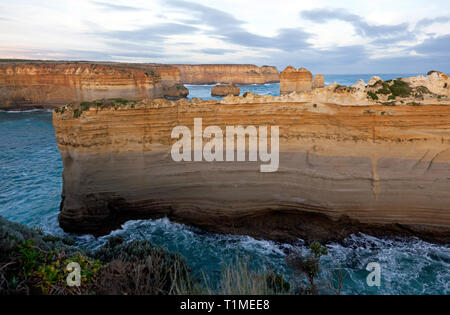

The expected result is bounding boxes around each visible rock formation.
[54,92,450,243]
[173,64,279,85]
[211,83,240,96]
[368,76,382,86]
[162,83,189,99]
[403,71,450,96]
[280,66,324,95]
[312,74,325,89]
[0,61,191,110]
[0,62,164,110]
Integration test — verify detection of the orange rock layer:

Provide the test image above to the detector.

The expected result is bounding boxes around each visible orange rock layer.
[174,64,279,84]
[0,62,163,110]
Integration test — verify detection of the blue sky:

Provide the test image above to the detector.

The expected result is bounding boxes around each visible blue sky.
[0,0,449,73]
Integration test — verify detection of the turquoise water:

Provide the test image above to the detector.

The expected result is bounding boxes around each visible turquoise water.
[0,75,449,294]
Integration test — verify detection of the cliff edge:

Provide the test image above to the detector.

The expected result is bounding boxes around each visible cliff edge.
[53,95,450,243]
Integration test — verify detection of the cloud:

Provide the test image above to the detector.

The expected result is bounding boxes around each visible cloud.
[414,34,450,55]
[300,8,409,38]
[416,16,450,28]
[102,23,199,42]
[91,1,142,11]
[197,48,236,55]
[166,0,311,52]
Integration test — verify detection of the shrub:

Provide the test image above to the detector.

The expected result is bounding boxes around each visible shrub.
[73,109,82,118]
[389,80,412,97]
[375,82,391,95]
[367,91,378,100]
[287,242,328,295]
[416,86,431,94]
[93,235,194,294]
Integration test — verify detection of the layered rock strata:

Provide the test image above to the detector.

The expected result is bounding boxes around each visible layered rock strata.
[174,64,279,84]
[280,66,324,95]
[0,62,163,110]
[54,95,450,243]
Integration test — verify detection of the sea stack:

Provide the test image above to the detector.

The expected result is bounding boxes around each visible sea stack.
[280,66,323,95]
[211,83,240,96]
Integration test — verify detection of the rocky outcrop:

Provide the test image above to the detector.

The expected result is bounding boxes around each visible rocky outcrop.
[0,62,163,110]
[54,96,450,243]
[280,67,324,95]
[312,74,325,89]
[162,83,189,99]
[211,83,240,96]
[403,71,450,96]
[174,64,279,85]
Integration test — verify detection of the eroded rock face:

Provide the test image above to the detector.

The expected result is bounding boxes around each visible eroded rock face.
[211,83,240,96]
[280,67,325,95]
[174,64,279,84]
[312,74,325,89]
[403,71,450,96]
[163,83,189,99]
[53,97,450,243]
[0,62,163,110]
[368,76,382,86]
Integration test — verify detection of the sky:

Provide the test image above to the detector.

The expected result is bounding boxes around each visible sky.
[0,0,449,74]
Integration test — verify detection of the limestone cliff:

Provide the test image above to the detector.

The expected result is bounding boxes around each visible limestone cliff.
[280,66,324,95]
[0,62,163,110]
[53,97,450,243]
[174,64,279,84]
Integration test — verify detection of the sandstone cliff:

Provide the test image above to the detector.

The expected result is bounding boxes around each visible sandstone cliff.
[53,97,450,243]
[280,66,324,95]
[0,62,164,110]
[174,64,279,85]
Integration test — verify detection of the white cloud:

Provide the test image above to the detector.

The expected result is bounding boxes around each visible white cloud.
[0,0,449,73]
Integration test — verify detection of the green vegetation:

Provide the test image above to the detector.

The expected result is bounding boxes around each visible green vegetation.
[416,86,431,94]
[374,80,413,98]
[63,99,138,118]
[381,101,396,106]
[427,70,440,76]
[367,91,378,100]
[407,102,421,106]
[375,82,391,95]
[0,216,343,295]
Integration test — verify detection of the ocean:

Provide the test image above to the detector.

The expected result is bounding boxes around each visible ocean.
[1,75,449,295]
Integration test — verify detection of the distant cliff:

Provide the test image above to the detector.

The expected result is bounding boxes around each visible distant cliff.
[174,64,279,84]
[0,61,193,110]
[0,62,164,110]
